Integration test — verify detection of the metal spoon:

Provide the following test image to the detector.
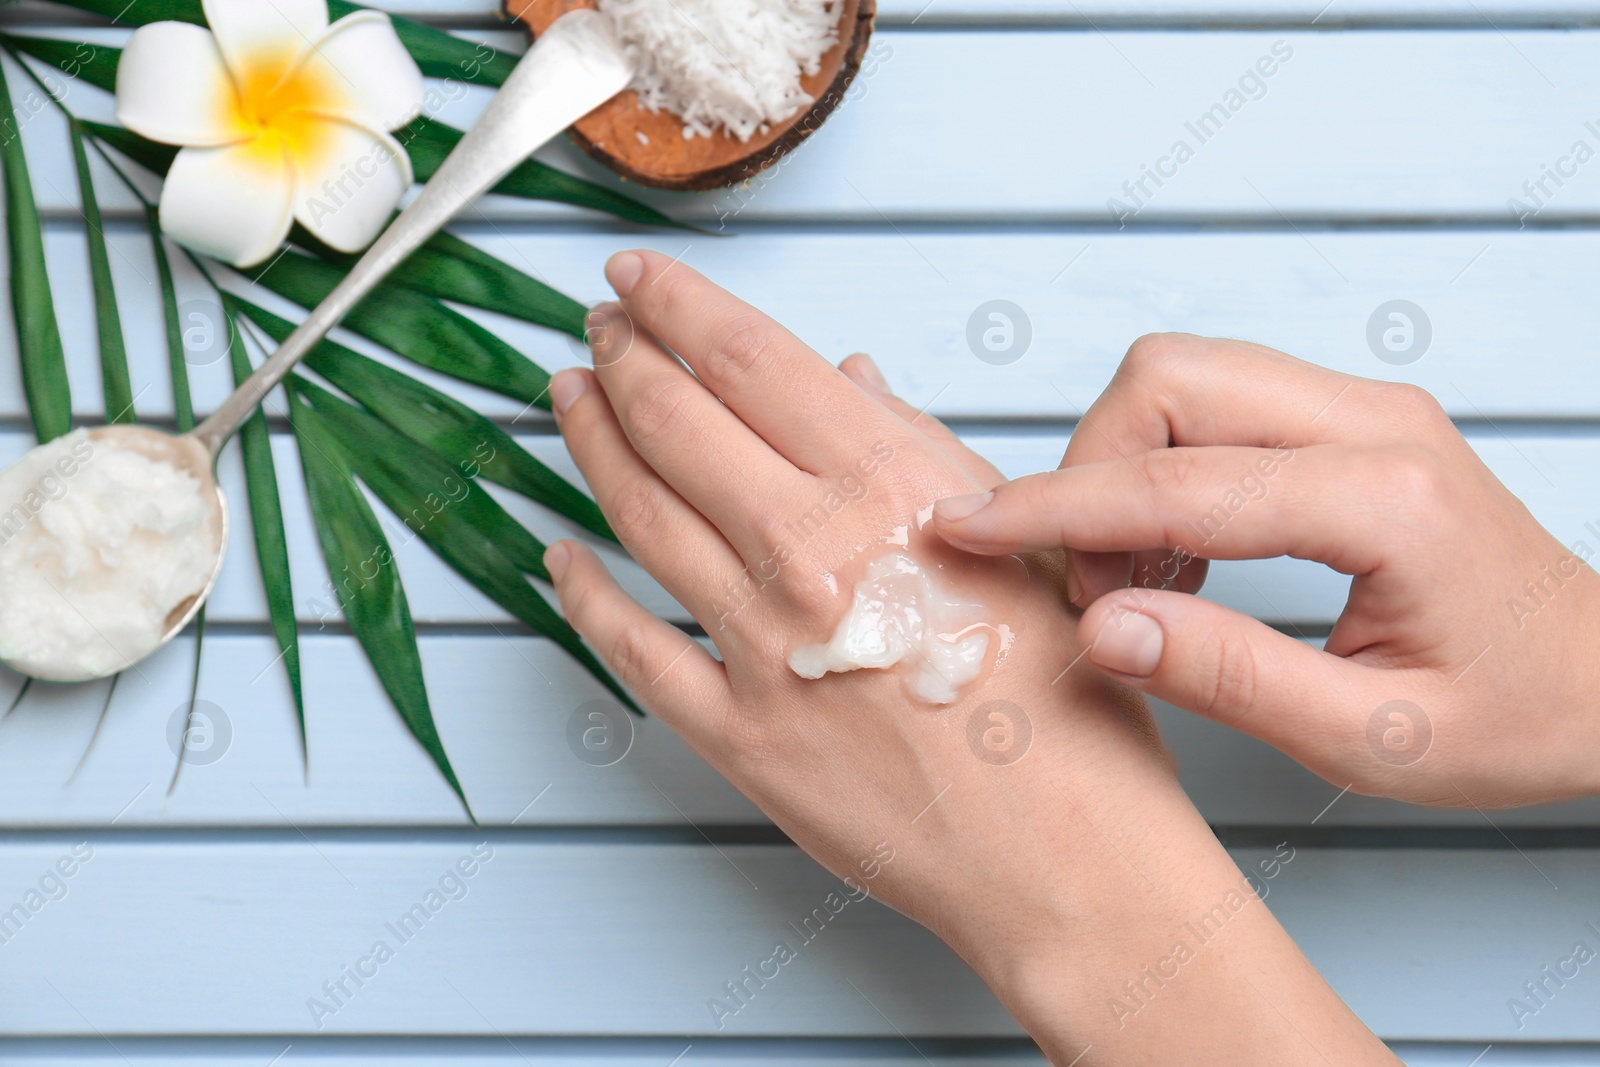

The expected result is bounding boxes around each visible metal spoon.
[0,10,633,683]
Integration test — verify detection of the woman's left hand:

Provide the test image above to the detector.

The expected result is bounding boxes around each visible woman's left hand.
[540,250,1397,1064]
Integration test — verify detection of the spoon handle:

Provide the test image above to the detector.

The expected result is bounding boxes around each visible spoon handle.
[190,9,633,458]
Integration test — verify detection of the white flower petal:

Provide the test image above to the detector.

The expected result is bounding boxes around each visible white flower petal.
[291,118,412,253]
[293,12,425,132]
[202,0,328,86]
[115,22,250,147]
[160,142,296,268]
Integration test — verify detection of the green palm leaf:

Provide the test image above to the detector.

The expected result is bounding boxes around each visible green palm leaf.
[0,34,117,94]
[249,249,555,407]
[146,207,194,431]
[78,121,176,172]
[230,294,613,542]
[0,56,70,443]
[292,226,587,342]
[292,377,637,714]
[69,121,133,422]
[290,386,473,818]
[225,316,305,766]
[148,211,208,796]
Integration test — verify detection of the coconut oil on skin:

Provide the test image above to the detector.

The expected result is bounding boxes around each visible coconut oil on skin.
[786,480,1024,712]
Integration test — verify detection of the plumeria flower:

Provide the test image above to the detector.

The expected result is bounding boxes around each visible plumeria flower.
[115,0,425,267]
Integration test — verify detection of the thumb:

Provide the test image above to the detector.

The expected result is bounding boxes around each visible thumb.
[1077,589,1384,767]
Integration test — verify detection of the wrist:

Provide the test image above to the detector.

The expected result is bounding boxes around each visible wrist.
[947,783,1396,1064]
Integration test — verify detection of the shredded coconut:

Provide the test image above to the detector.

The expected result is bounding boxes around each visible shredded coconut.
[597,0,840,141]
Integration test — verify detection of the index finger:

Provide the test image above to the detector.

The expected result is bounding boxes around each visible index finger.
[933,444,1387,578]
[1063,333,1382,472]
[1057,333,1389,606]
[605,250,911,476]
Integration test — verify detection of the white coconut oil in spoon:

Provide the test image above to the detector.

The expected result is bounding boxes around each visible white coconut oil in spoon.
[0,429,223,681]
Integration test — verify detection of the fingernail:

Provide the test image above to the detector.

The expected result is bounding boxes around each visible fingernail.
[606,251,645,298]
[550,370,590,418]
[1066,565,1083,605]
[1089,608,1164,678]
[544,541,573,582]
[853,354,890,393]
[934,491,993,522]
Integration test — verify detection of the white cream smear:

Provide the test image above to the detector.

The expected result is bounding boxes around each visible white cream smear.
[0,430,218,680]
[788,551,994,704]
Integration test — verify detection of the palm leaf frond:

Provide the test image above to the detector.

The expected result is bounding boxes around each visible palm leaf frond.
[0,55,71,443]
[290,385,474,818]
[69,121,134,422]
[226,317,306,767]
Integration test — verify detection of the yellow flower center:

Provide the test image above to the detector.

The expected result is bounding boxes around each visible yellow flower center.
[221,45,342,172]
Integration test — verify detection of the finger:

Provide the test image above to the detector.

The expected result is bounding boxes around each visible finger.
[551,368,745,623]
[1061,333,1380,475]
[1067,549,1132,609]
[545,540,729,737]
[838,353,1005,488]
[1129,549,1209,596]
[932,445,1385,577]
[607,251,909,475]
[584,303,813,562]
[1055,335,1401,603]
[1076,588,1393,776]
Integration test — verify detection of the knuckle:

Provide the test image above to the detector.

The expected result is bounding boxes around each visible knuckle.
[627,376,694,447]
[1137,447,1207,496]
[1120,332,1187,382]
[702,314,780,385]
[1382,382,1449,430]
[607,622,656,687]
[748,500,794,549]
[1201,628,1260,718]
[608,476,668,545]
[873,458,963,511]
[1376,444,1449,511]
[782,573,841,622]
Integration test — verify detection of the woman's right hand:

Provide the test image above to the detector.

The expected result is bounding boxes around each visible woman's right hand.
[930,334,1600,809]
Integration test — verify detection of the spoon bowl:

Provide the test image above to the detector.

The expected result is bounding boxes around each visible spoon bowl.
[0,425,227,684]
[89,426,230,673]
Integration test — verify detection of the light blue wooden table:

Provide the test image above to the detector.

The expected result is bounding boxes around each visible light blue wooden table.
[1,1,1598,1062]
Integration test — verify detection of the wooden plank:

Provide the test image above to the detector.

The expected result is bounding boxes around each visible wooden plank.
[0,1039,1590,1066]
[13,31,1600,221]
[12,227,1600,423]
[0,1040,1059,1067]
[221,428,1600,630]
[0,841,1596,1039]
[2,630,1598,829]
[869,1,1600,22]
[1,426,1589,631]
